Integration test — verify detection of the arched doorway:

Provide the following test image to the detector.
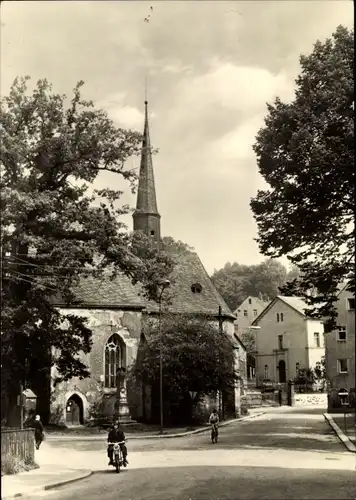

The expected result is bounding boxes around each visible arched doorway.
[278,360,286,383]
[66,394,84,425]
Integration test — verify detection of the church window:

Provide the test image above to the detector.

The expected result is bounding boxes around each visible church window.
[191,283,202,294]
[104,334,122,388]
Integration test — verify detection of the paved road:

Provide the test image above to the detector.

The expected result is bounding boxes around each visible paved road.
[32,408,356,500]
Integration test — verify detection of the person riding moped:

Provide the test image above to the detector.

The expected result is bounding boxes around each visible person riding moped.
[107,421,128,467]
[208,408,219,442]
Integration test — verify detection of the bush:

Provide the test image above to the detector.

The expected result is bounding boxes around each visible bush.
[1,454,39,475]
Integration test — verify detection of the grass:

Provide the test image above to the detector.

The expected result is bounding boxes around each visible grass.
[1,454,39,476]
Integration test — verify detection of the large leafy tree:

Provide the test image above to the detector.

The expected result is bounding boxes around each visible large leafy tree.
[132,313,238,423]
[211,258,293,310]
[250,26,354,324]
[0,77,173,423]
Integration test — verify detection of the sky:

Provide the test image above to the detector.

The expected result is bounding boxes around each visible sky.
[1,1,353,275]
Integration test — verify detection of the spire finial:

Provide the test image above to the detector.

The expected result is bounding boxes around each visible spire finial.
[144,75,148,105]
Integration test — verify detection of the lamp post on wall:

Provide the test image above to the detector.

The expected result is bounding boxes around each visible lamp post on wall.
[158,279,171,434]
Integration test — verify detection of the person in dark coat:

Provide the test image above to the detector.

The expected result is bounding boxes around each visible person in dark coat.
[33,414,44,449]
[107,422,128,466]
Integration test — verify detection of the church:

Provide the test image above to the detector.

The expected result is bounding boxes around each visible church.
[51,101,243,426]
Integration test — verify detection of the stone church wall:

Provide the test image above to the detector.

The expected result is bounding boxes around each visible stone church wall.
[51,308,143,425]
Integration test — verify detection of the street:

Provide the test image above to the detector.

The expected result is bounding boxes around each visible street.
[30,408,356,499]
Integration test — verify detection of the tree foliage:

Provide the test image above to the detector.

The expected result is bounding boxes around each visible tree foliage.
[133,313,238,405]
[0,77,173,421]
[250,26,354,325]
[211,258,296,310]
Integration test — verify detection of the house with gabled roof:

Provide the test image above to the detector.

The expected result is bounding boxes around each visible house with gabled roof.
[50,101,239,426]
[233,296,269,381]
[251,295,325,387]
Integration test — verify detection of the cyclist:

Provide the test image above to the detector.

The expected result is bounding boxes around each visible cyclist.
[208,409,219,443]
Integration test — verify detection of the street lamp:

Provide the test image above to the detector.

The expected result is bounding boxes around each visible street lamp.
[158,279,170,434]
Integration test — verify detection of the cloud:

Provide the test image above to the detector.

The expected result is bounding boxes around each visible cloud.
[95,93,144,130]
[1,0,353,275]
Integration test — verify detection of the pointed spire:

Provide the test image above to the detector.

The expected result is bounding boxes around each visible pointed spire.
[133,101,161,244]
[135,101,159,214]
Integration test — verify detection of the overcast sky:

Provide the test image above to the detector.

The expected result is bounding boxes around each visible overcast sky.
[1,1,353,274]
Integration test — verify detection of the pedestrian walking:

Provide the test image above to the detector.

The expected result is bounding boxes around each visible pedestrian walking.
[32,414,45,450]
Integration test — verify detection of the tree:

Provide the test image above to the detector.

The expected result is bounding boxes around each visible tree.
[250,26,354,325]
[211,258,289,310]
[0,77,172,423]
[293,368,316,392]
[132,313,238,423]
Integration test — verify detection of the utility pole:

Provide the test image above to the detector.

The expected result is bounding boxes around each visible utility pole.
[218,306,223,420]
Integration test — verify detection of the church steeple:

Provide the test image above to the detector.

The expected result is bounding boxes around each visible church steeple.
[133,101,161,246]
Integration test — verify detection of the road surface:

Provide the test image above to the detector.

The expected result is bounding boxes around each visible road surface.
[31,407,356,500]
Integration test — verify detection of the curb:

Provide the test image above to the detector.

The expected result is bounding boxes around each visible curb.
[2,470,92,500]
[47,412,266,441]
[44,470,93,491]
[323,413,356,453]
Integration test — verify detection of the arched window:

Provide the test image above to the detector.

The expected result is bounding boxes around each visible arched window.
[264,364,269,380]
[104,334,122,388]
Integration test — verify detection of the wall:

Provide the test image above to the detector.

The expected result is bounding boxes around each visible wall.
[51,308,142,423]
[255,299,309,384]
[234,297,268,336]
[305,319,326,368]
[294,392,327,407]
[325,287,355,408]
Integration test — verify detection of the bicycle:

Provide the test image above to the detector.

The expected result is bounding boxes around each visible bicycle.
[211,423,218,444]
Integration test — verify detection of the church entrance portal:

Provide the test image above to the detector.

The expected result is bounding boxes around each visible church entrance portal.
[66,394,84,425]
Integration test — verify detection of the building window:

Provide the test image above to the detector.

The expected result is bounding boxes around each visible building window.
[150,230,155,236]
[191,283,202,294]
[248,298,252,305]
[337,326,347,342]
[264,365,269,379]
[347,298,355,310]
[253,309,257,317]
[104,334,122,388]
[238,310,241,313]
[314,332,320,347]
[277,313,280,322]
[280,313,284,322]
[244,310,248,317]
[278,335,283,350]
[337,359,348,374]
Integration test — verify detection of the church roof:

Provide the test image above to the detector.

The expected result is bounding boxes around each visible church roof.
[146,251,235,319]
[55,249,234,319]
[54,270,145,309]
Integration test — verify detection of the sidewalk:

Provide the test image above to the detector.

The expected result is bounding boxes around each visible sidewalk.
[330,413,356,446]
[47,409,268,441]
[324,412,356,453]
[1,465,92,500]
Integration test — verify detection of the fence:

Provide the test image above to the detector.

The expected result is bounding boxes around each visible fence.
[1,428,35,465]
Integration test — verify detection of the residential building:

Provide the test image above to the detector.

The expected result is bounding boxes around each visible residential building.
[233,296,268,381]
[252,296,325,386]
[324,283,355,409]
